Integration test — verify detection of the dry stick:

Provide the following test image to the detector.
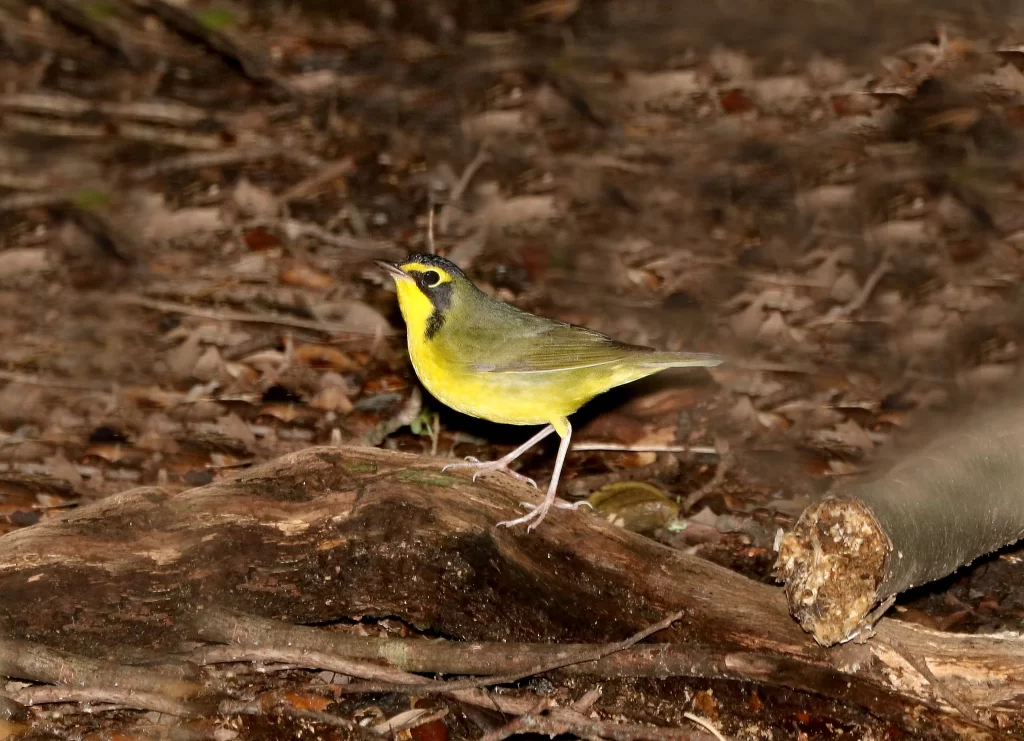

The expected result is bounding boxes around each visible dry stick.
[0,369,110,392]
[681,446,733,511]
[682,713,727,741]
[0,694,27,722]
[197,608,682,696]
[572,442,718,455]
[779,402,1024,646]
[35,0,152,69]
[220,696,382,740]
[188,607,959,730]
[439,148,490,234]
[0,639,197,701]
[129,0,295,96]
[807,248,890,327]
[475,698,553,741]
[113,295,362,335]
[880,636,984,726]
[317,610,681,693]
[196,645,533,716]
[11,686,191,716]
[128,146,321,182]
[543,708,707,741]
[279,157,356,202]
[242,218,404,258]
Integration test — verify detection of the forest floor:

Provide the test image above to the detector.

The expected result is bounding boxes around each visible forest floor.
[3,0,1024,738]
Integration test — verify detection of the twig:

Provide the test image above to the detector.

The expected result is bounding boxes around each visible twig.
[880,636,985,725]
[35,0,152,69]
[681,443,732,512]
[242,218,404,258]
[439,149,489,234]
[129,146,321,182]
[683,713,728,741]
[543,708,706,741]
[279,157,355,202]
[195,644,533,715]
[337,610,684,695]
[0,694,27,721]
[12,686,190,716]
[385,707,450,735]
[113,294,378,335]
[129,0,296,96]
[807,249,891,327]
[0,370,110,392]
[221,695,382,739]
[0,640,197,700]
[476,698,552,741]
[573,442,718,455]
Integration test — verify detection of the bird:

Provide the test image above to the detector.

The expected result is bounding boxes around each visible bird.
[377,254,723,531]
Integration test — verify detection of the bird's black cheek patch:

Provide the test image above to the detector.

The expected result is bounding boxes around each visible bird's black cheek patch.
[425,282,453,340]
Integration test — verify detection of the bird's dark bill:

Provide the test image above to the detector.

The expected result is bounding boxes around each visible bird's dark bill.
[375,260,409,279]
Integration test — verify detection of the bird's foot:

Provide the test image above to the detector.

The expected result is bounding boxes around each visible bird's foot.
[441,456,537,488]
[496,498,592,532]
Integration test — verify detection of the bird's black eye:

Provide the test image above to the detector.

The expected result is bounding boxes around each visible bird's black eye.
[422,270,441,287]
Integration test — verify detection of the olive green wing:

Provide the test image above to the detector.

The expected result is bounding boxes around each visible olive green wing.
[453,309,720,374]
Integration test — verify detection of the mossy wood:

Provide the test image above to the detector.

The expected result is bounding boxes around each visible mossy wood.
[0,446,1021,738]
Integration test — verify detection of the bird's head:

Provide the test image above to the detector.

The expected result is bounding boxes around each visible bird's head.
[376,254,469,339]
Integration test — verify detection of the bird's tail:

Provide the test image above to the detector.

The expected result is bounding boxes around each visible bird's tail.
[639,351,724,369]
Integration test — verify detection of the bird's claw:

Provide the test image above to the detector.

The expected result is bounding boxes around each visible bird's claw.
[441,457,535,487]
[519,499,592,512]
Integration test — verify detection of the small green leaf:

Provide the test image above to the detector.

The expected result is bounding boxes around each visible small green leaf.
[196,7,237,30]
[84,2,116,20]
[587,481,680,534]
[71,188,110,210]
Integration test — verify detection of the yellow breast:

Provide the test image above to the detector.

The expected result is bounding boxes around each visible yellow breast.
[408,339,560,425]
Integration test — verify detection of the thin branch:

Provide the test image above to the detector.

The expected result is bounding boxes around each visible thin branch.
[683,713,728,741]
[242,218,404,259]
[113,295,380,335]
[332,610,684,695]
[881,636,985,725]
[196,645,534,715]
[35,0,152,69]
[128,147,321,182]
[0,370,110,392]
[0,639,197,700]
[11,686,191,716]
[279,157,355,202]
[439,149,489,234]
[128,0,296,96]
[573,442,718,455]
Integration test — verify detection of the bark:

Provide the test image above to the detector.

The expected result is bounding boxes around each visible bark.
[778,405,1024,646]
[0,446,1021,738]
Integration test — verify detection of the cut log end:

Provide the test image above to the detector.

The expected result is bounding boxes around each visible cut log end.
[777,497,889,646]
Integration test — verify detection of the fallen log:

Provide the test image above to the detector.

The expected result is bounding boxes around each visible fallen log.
[0,446,1021,738]
[778,403,1024,647]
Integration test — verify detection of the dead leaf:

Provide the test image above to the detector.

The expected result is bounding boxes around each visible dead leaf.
[280,259,334,290]
[193,346,227,383]
[461,110,533,140]
[708,47,754,81]
[232,177,278,217]
[867,220,933,247]
[167,333,203,382]
[311,386,353,414]
[0,248,52,279]
[281,692,332,712]
[957,364,1016,390]
[216,413,256,450]
[294,344,356,370]
[831,419,874,451]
